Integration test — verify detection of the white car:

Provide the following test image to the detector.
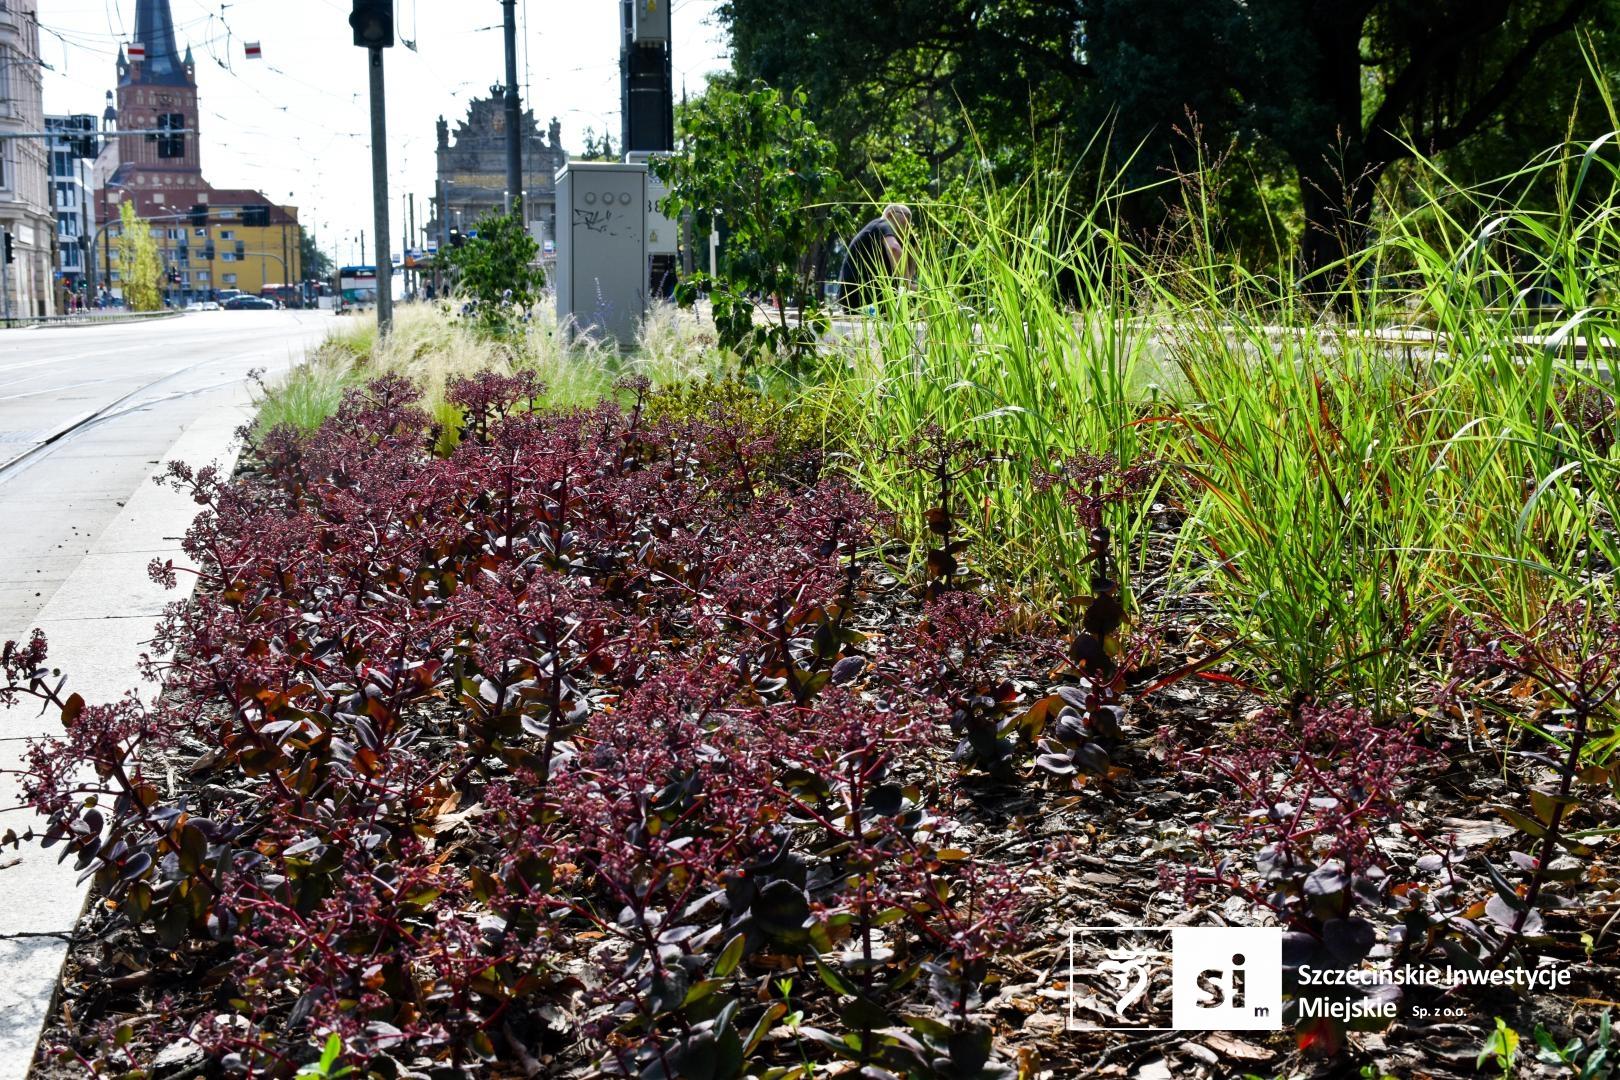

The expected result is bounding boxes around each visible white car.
[187,300,222,311]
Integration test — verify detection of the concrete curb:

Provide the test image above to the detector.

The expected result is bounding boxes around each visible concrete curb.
[0,397,251,1080]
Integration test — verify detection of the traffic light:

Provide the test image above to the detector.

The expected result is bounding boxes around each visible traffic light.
[449,228,464,248]
[70,116,96,159]
[349,0,393,49]
[235,241,246,257]
[190,204,208,227]
[244,205,270,228]
[203,242,216,260]
[3,231,12,265]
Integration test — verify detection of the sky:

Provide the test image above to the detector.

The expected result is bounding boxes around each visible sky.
[36,0,732,265]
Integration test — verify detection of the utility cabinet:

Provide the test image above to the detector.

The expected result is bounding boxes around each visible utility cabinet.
[624,151,677,256]
[555,161,648,346]
[632,0,670,44]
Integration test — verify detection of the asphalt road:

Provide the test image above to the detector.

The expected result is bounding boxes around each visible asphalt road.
[0,310,331,641]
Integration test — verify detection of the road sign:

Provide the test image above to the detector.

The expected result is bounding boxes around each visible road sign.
[244,42,263,59]
[127,42,146,60]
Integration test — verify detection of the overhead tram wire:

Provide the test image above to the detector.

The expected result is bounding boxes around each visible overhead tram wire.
[50,1,486,251]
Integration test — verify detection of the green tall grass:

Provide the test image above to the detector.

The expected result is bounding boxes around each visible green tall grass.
[805,171,1167,607]
[813,130,1620,709]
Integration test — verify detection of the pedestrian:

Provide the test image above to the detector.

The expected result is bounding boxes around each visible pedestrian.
[837,203,913,312]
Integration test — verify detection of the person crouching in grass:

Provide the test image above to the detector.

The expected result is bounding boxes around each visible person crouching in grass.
[837,203,914,313]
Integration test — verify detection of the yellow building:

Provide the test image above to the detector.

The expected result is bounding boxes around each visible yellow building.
[104,198,304,304]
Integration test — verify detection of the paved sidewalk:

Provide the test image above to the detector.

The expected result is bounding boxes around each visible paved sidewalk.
[0,397,250,1079]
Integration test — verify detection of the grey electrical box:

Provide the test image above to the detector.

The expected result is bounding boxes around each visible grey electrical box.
[555,161,648,346]
[632,0,670,44]
[624,151,677,255]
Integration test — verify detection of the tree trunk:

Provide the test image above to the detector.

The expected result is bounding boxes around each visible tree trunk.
[1296,159,1380,301]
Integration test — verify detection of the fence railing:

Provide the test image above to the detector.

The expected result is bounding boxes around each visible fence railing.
[1,309,182,329]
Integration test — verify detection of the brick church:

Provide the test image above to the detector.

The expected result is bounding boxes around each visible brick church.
[95,0,302,303]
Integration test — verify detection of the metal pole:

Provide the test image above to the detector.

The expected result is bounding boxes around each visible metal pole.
[619,0,631,157]
[367,45,393,335]
[408,193,417,297]
[242,252,289,278]
[438,179,449,246]
[2,235,12,328]
[502,0,522,218]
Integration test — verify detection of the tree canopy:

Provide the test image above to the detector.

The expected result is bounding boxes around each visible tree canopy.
[118,202,164,312]
[721,0,1620,274]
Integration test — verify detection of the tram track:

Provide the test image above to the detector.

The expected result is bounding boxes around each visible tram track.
[0,357,226,484]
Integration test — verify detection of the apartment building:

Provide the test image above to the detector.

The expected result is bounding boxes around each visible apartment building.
[0,0,56,318]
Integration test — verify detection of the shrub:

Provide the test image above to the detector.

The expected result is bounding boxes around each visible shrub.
[1175,703,1438,1053]
[442,204,544,339]
[6,373,1032,1077]
[653,80,852,370]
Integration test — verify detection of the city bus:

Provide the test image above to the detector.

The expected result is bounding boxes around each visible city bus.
[334,265,403,314]
[335,266,378,314]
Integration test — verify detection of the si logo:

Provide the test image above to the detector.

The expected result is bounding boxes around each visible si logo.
[1170,928,1283,1031]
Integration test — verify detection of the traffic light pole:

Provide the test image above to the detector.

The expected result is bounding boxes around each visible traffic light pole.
[2,235,12,329]
[502,0,522,217]
[368,46,393,336]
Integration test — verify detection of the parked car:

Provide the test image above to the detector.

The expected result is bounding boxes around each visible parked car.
[187,300,222,311]
[223,295,277,310]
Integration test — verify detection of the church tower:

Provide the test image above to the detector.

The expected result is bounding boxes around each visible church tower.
[114,0,201,177]
[97,0,304,306]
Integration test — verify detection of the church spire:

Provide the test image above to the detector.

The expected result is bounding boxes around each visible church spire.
[127,0,189,86]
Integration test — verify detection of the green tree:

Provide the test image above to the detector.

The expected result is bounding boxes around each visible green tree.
[118,202,163,312]
[1240,0,1605,281]
[443,203,543,337]
[579,127,617,162]
[722,0,1614,278]
[651,79,851,368]
[300,229,334,284]
[722,0,1087,195]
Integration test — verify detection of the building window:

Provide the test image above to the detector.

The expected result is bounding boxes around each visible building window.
[222,252,236,262]
[158,113,186,158]
[219,230,234,240]
[223,273,237,285]
[196,271,210,282]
